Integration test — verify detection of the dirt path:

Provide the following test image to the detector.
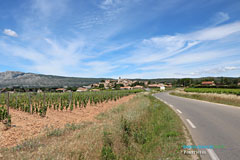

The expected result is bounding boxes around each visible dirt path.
[0,95,135,148]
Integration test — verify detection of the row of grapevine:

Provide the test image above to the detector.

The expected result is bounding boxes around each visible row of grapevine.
[0,93,11,127]
[0,89,142,118]
[0,107,9,121]
[184,88,240,95]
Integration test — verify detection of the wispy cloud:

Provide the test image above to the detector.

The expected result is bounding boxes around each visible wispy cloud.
[0,36,87,76]
[31,0,69,18]
[212,12,230,25]
[165,49,238,65]
[175,66,239,77]
[100,0,122,9]
[3,29,18,37]
[120,21,240,65]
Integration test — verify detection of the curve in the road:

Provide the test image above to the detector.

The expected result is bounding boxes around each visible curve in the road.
[154,92,240,160]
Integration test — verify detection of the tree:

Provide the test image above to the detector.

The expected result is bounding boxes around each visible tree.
[131,82,145,87]
[99,84,105,88]
[220,77,224,85]
[67,87,77,91]
[223,78,229,85]
[231,79,238,86]
[114,84,123,90]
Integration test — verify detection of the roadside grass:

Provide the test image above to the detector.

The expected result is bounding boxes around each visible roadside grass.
[170,91,240,107]
[0,94,190,160]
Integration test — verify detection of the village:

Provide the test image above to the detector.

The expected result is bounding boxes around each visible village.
[0,77,173,93]
[56,77,172,92]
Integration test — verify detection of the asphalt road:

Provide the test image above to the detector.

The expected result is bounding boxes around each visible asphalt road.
[154,92,240,160]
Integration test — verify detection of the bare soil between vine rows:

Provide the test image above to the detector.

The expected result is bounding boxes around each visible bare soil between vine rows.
[0,94,135,148]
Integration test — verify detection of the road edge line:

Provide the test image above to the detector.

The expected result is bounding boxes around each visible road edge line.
[207,149,220,160]
[186,119,196,128]
[176,109,182,114]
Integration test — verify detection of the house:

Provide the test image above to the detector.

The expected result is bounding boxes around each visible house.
[92,83,100,87]
[56,88,66,92]
[148,84,160,88]
[238,82,240,86]
[165,83,172,88]
[120,86,133,90]
[91,89,100,92]
[144,81,149,86]
[77,87,88,92]
[105,80,111,84]
[201,81,215,86]
[37,89,43,93]
[83,85,92,89]
[133,85,144,89]
[148,83,164,88]
[160,86,165,91]
[117,77,134,87]
[118,77,122,83]
[0,88,6,93]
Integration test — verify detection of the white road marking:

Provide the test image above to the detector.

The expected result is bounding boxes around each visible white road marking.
[186,119,196,128]
[176,109,182,114]
[207,149,220,160]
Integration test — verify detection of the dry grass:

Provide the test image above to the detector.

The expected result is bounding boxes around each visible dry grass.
[171,91,240,107]
[0,94,190,160]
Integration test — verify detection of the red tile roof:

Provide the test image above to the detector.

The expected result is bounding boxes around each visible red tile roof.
[201,81,215,85]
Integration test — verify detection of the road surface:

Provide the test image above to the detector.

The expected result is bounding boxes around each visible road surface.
[154,92,240,160]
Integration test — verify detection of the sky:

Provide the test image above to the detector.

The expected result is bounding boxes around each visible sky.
[0,0,240,79]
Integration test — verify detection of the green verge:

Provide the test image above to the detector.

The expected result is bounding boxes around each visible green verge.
[170,91,240,107]
[0,94,190,160]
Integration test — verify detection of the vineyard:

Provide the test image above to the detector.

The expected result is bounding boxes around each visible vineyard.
[0,89,142,127]
[184,88,240,95]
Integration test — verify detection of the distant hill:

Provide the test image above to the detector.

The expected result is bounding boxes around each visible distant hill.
[0,71,239,88]
[131,78,178,83]
[132,77,239,84]
[0,71,107,88]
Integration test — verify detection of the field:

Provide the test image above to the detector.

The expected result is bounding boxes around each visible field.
[0,90,141,123]
[171,89,240,107]
[0,94,192,160]
[184,88,240,95]
[0,90,141,147]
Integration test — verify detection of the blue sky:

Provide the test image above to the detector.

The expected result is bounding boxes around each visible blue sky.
[0,0,240,78]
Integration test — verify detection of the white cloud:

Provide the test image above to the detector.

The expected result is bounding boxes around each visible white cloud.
[212,12,230,25]
[31,0,68,18]
[165,49,238,65]
[117,65,240,79]
[188,21,240,41]
[0,36,87,76]
[3,29,18,37]
[100,0,123,9]
[84,61,117,76]
[175,66,239,77]
[120,21,240,65]
[103,0,113,5]
[224,66,237,70]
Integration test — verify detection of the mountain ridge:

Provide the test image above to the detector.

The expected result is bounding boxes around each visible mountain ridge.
[0,71,108,88]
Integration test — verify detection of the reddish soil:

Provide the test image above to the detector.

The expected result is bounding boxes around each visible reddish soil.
[0,95,135,148]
